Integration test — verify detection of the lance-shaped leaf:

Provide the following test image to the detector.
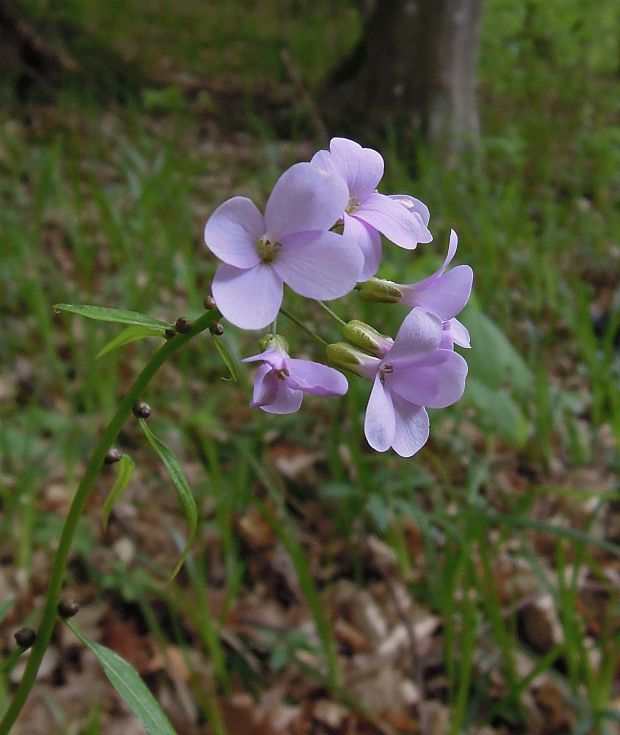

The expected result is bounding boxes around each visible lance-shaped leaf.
[53,304,171,331]
[97,325,164,360]
[211,334,238,381]
[138,420,197,580]
[65,620,178,735]
[102,454,136,529]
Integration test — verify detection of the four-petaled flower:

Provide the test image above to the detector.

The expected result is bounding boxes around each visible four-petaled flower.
[311,138,432,280]
[396,229,473,349]
[205,162,363,330]
[363,308,468,457]
[243,340,348,414]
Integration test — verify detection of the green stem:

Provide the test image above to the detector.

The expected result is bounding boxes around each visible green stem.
[313,300,346,326]
[279,307,328,347]
[0,311,215,735]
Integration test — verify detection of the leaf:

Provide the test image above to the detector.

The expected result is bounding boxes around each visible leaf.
[53,304,171,331]
[138,420,197,580]
[464,377,528,447]
[0,599,14,624]
[65,620,178,735]
[96,326,164,359]
[211,334,238,381]
[102,455,136,529]
[461,306,532,396]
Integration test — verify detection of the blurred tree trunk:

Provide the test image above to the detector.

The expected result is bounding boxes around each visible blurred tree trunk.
[325,0,484,164]
[0,0,77,97]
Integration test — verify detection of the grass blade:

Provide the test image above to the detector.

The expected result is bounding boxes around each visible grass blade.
[138,420,197,580]
[102,455,136,529]
[53,304,171,331]
[65,620,177,735]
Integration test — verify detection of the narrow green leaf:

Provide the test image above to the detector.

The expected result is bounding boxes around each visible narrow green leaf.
[65,620,177,735]
[102,455,136,529]
[0,599,14,624]
[138,420,197,580]
[96,325,164,359]
[211,335,238,381]
[53,304,171,331]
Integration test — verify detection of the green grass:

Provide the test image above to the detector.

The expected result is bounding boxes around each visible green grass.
[1,0,620,733]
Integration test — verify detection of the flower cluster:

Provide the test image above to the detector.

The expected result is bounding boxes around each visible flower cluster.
[204,138,473,456]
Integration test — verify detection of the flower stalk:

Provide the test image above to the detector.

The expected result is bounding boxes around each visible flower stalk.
[0,310,215,735]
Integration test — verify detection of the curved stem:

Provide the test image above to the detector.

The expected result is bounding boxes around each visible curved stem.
[313,300,346,326]
[279,307,328,347]
[0,311,215,735]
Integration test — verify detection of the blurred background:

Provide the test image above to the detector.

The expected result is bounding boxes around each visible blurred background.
[1,1,620,733]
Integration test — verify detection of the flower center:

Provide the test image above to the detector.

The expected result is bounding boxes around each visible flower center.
[345,195,360,214]
[257,236,281,263]
[379,364,393,384]
[274,368,290,381]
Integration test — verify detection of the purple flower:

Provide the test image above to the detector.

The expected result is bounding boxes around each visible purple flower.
[205,162,363,330]
[243,341,348,414]
[396,230,473,322]
[311,138,432,280]
[363,308,468,457]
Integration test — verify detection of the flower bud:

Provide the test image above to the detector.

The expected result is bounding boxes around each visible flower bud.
[132,401,151,419]
[14,628,36,649]
[357,278,403,304]
[104,447,122,465]
[326,342,380,379]
[58,599,80,618]
[174,316,192,334]
[259,334,289,354]
[343,320,394,358]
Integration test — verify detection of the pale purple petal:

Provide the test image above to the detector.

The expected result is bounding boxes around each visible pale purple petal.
[273,230,363,300]
[364,376,395,452]
[344,213,382,281]
[310,149,341,179]
[242,346,287,369]
[357,192,432,249]
[391,396,430,457]
[212,263,283,330]
[450,318,471,348]
[250,364,279,407]
[401,265,474,321]
[327,138,384,200]
[387,194,431,228]
[286,359,348,396]
[203,196,263,268]
[260,381,303,414]
[386,308,443,365]
[388,350,468,408]
[264,162,348,242]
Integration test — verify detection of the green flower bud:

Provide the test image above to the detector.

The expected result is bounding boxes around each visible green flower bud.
[326,342,379,379]
[259,334,289,354]
[357,278,403,304]
[343,320,394,358]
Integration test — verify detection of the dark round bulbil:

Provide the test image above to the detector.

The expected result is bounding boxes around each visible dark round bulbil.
[203,295,216,310]
[104,447,122,465]
[174,316,192,333]
[210,321,224,336]
[132,401,151,419]
[58,599,80,618]
[14,628,36,649]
